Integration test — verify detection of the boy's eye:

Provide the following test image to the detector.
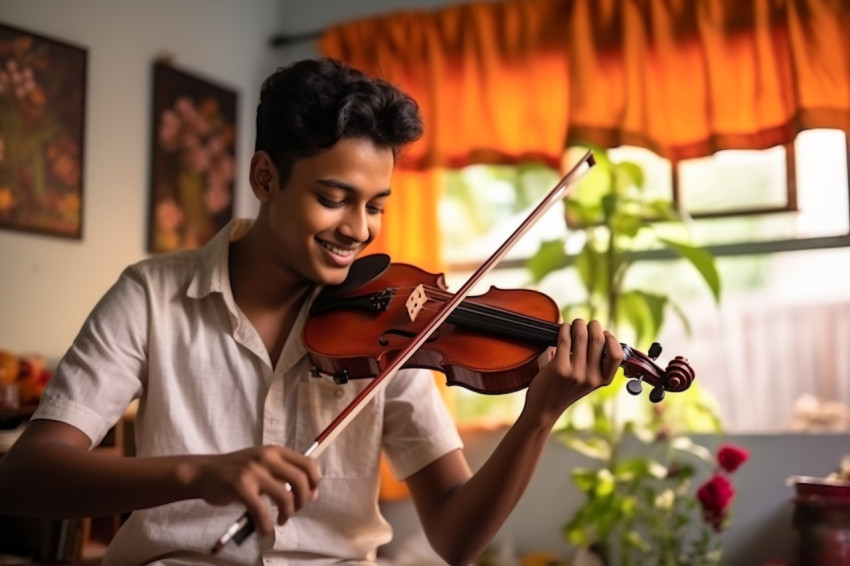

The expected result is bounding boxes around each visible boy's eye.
[317,195,345,208]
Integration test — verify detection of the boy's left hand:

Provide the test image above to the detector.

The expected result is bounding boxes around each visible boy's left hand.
[523,318,623,427]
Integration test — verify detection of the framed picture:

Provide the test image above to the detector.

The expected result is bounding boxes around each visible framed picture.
[148,61,237,253]
[0,22,87,239]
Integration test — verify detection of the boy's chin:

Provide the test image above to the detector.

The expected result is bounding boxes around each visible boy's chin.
[316,266,352,287]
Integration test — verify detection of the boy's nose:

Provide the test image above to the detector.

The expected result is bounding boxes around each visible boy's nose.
[338,208,370,242]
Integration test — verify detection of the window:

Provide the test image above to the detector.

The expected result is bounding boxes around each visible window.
[439,129,850,431]
[607,130,850,251]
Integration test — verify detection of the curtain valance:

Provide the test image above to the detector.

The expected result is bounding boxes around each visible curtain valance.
[319,0,850,165]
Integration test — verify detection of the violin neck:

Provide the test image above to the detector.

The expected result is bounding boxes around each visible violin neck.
[447,301,632,367]
[446,301,559,347]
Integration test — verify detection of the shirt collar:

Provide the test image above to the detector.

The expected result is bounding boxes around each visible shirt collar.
[186,218,253,300]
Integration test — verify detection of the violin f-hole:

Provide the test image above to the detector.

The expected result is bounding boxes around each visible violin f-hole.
[378,328,441,346]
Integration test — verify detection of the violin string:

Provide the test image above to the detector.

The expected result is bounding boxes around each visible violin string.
[388,285,561,343]
[345,283,562,344]
[424,287,557,328]
[376,286,645,367]
[379,284,559,332]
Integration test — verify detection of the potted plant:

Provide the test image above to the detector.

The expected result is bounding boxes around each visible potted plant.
[525,146,740,565]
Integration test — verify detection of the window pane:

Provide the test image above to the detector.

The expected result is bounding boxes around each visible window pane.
[681,129,849,246]
[795,129,850,237]
[679,146,789,214]
[439,164,566,265]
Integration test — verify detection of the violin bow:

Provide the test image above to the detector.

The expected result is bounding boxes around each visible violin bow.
[212,150,596,552]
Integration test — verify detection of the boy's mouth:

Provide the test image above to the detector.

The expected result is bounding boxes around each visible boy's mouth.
[317,238,358,258]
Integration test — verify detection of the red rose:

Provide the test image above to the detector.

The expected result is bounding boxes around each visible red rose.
[697,474,735,532]
[717,444,749,473]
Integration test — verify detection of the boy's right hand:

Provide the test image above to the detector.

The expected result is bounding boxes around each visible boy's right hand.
[182,445,320,536]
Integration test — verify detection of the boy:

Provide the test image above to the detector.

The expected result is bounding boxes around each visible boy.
[0,58,623,565]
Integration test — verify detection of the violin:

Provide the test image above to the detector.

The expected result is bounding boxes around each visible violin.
[305,254,694,403]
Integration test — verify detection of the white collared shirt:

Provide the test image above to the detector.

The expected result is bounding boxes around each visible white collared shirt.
[33,219,462,565]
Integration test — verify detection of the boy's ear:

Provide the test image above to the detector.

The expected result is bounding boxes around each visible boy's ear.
[249,151,276,201]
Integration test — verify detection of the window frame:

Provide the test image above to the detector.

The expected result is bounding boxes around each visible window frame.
[445,133,850,274]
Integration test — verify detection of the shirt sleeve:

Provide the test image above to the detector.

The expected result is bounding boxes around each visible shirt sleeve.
[380,367,463,480]
[32,266,148,448]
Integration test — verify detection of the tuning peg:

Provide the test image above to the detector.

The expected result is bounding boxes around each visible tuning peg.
[649,386,666,403]
[648,342,662,360]
[626,377,644,396]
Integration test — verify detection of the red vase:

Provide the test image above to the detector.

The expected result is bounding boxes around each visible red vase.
[792,477,850,566]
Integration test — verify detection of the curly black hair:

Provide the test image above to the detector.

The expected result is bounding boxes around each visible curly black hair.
[255,58,424,185]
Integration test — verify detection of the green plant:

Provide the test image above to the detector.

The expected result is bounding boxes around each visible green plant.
[525,146,729,565]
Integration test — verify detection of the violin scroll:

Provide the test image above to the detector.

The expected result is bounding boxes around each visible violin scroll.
[621,341,695,404]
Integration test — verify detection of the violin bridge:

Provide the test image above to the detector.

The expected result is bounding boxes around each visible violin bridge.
[406,284,428,321]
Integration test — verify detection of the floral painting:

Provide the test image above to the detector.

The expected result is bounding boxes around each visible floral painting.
[149,61,236,253]
[0,22,87,239]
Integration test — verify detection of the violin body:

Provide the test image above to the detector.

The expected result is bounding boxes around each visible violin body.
[305,257,561,394]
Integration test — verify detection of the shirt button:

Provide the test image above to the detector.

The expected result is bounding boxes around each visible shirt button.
[335,388,345,398]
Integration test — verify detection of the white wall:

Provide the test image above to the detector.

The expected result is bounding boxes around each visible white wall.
[0,0,284,360]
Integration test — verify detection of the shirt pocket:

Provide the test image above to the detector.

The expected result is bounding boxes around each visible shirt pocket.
[294,377,383,479]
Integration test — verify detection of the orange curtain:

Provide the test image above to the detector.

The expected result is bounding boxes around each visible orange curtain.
[319,0,850,163]
[370,169,444,270]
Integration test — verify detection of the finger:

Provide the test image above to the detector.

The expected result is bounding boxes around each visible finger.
[265,477,296,526]
[569,318,588,380]
[261,449,320,512]
[232,469,275,536]
[601,331,624,383]
[255,464,313,527]
[586,320,606,387]
[290,452,321,496]
[551,321,573,373]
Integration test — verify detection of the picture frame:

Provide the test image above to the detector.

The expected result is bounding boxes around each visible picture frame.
[0,21,87,240]
[148,61,237,253]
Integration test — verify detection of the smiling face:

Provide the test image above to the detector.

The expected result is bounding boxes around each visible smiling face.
[250,137,395,287]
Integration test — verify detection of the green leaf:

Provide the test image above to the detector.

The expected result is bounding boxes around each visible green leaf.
[575,243,611,298]
[624,420,657,444]
[614,161,645,193]
[645,198,684,221]
[564,197,601,226]
[571,148,614,205]
[563,524,592,546]
[593,468,616,497]
[571,467,603,492]
[618,290,667,346]
[612,457,650,481]
[526,239,568,283]
[662,382,725,433]
[610,209,644,238]
[561,435,613,461]
[561,303,593,322]
[659,238,722,303]
[670,436,714,463]
[624,529,652,552]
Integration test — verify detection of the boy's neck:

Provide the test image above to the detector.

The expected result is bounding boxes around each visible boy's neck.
[227,228,312,310]
[228,230,314,364]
